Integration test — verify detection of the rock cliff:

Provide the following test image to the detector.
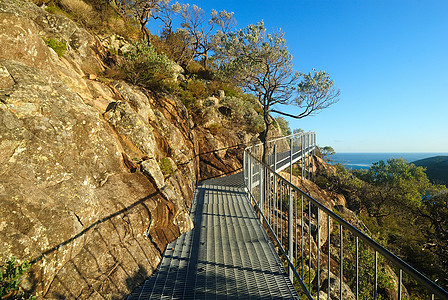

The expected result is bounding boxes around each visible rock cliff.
[0,0,264,298]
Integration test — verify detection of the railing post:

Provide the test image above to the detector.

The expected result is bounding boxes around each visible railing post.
[273,143,277,171]
[243,150,247,187]
[288,136,294,281]
[301,135,305,180]
[248,153,252,198]
[259,161,264,221]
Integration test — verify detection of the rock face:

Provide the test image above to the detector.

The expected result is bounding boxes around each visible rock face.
[0,1,199,298]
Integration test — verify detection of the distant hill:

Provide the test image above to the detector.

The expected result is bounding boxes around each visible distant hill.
[412,156,448,186]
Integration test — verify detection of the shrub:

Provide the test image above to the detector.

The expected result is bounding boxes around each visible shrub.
[208,123,222,135]
[206,81,240,98]
[158,157,174,176]
[121,41,174,90]
[43,37,67,57]
[186,61,204,75]
[219,95,265,133]
[185,80,208,99]
[45,5,68,15]
[178,80,208,110]
[185,61,214,80]
[59,0,94,23]
[0,256,34,299]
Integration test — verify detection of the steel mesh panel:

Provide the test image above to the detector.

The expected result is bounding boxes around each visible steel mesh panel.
[128,172,299,300]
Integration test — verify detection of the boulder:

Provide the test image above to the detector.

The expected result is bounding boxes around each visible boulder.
[0,64,14,89]
[204,96,219,107]
[217,89,225,99]
[318,269,356,300]
[141,158,165,189]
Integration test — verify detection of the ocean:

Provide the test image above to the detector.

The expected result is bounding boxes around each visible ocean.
[331,153,448,170]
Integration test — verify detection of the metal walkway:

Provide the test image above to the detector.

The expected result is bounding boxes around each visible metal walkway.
[128,172,299,299]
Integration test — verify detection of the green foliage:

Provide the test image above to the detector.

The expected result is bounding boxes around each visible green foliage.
[216,21,298,105]
[318,146,336,162]
[317,159,448,294]
[45,0,140,38]
[206,81,240,98]
[216,21,339,163]
[343,237,394,300]
[152,27,194,68]
[274,116,291,136]
[185,61,214,80]
[354,158,430,217]
[178,80,208,109]
[121,40,174,89]
[0,257,34,299]
[179,4,235,69]
[183,80,208,99]
[158,157,174,176]
[417,190,448,288]
[45,5,68,15]
[207,123,222,135]
[219,95,265,133]
[42,37,67,57]
[295,69,340,118]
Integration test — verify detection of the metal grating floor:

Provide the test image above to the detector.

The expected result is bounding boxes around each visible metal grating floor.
[128,172,299,299]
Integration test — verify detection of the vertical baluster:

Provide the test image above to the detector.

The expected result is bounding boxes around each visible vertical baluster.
[305,134,307,179]
[328,214,330,300]
[374,251,378,300]
[356,236,359,300]
[317,208,320,298]
[295,190,298,275]
[280,181,283,248]
[249,154,252,201]
[243,150,246,186]
[288,186,293,281]
[290,136,293,182]
[301,194,304,279]
[275,176,278,238]
[259,162,264,221]
[289,137,294,281]
[267,167,271,224]
[274,143,277,171]
[340,224,343,300]
[308,200,312,291]
[398,269,402,300]
[301,136,304,180]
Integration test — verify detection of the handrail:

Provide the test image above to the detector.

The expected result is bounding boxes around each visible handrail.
[243,132,448,300]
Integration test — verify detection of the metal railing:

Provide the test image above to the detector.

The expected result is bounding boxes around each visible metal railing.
[243,132,448,300]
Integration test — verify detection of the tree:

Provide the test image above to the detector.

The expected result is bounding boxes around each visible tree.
[179,4,235,69]
[117,0,170,41]
[419,190,448,280]
[354,158,431,218]
[216,21,340,162]
[319,146,335,162]
[153,1,181,35]
[271,69,340,119]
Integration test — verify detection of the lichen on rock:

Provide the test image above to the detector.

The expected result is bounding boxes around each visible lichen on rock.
[0,1,198,298]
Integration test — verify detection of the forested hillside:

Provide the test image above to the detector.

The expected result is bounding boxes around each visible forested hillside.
[413,156,448,186]
[313,157,448,297]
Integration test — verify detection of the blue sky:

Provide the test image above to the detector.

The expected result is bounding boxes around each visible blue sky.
[151,0,448,153]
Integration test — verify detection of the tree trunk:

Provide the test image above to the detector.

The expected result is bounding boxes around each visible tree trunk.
[202,51,208,69]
